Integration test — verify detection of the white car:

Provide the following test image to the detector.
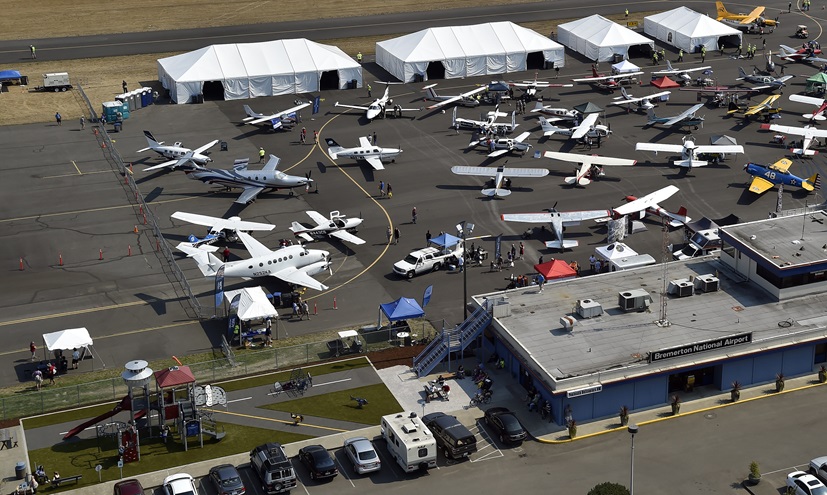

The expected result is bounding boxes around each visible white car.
[811,457,827,482]
[787,471,827,495]
[343,437,381,474]
[163,474,198,495]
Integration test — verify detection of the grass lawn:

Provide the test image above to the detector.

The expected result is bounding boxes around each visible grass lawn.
[29,423,311,492]
[259,383,401,426]
[217,357,371,393]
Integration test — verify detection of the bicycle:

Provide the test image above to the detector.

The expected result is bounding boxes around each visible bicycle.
[469,390,492,406]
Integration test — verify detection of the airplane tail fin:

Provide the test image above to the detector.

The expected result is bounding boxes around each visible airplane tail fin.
[620,87,630,99]
[531,101,544,113]
[511,111,517,130]
[716,1,728,17]
[545,239,578,249]
[289,221,305,234]
[665,60,674,72]
[423,85,438,100]
[805,173,821,191]
[646,107,657,123]
[481,188,512,197]
[592,66,600,78]
[324,138,343,159]
[676,206,688,217]
[242,104,258,119]
[452,106,458,129]
[138,130,160,152]
[176,243,222,276]
[737,67,747,80]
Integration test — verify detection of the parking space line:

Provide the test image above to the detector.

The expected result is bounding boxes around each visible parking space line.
[315,378,352,387]
[469,422,504,462]
[334,457,355,488]
[373,445,403,480]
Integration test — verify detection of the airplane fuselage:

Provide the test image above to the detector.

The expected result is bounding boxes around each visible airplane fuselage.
[744,163,809,188]
[152,146,211,165]
[337,148,401,162]
[294,217,363,237]
[221,246,330,279]
[188,167,309,192]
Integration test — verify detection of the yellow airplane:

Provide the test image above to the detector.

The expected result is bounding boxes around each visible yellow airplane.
[727,94,780,117]
[716,2,778,27]
[744,158,821,195]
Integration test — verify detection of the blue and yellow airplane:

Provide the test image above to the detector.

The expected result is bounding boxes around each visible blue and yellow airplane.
[744,158,821,195]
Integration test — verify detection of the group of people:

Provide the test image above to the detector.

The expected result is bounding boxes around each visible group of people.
[291,298,312,320]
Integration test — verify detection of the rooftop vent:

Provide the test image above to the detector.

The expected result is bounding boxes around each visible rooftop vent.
[576,299,604,318]
[402,421,419,434]
[694,274,720,293]
[618,289,652,312]
[668,279,694,298]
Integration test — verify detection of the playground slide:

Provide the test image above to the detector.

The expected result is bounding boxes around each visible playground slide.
[63,395,133,440]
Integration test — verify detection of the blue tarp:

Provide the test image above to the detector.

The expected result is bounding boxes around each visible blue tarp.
[0,70,21,81]
[379,297,425,323]
[428,233,461,248]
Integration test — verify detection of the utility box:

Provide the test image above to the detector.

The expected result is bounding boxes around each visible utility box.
[618,289,652,312]
[694,274,720,292]
[668,279,694,297]
[560,315,576,331]
[576,299,603,318]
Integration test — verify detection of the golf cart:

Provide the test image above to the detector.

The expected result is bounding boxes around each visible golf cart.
[326,330,363,357]
[796,25,809,38]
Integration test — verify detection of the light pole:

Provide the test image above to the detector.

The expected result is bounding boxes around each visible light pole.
[456,221,474,320]
[628,424,639,495]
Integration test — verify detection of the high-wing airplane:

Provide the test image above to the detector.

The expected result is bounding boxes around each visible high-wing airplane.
[502,207,612,249]
[176,231,331,291]
[636,135,744,168]
[615,185,690,227]
[651,61,713,85]
[539,113,611,140]
[645,103,705,130]
[508,72,573,97]
[736,67,793,91]
[469,131,532,158]
[137,130,218,172]
[185,155,312,204]
[452,106,518,134]
[422,84,485,109]
[608,87,671,112]
[572,65,644,92]
[788,94,827,121]
[744,158,821,194]
[325,137,402,170]
[289,211,365,245]
[759,122,827,156]
[778,44,827,64]
[727,94,781,119]
[335,82,421,120]
[530,102,579,121]
[716,1,778,27]
[543,151,636,186]
[241,102,310,131]
[170,211,275,247]
[450,164,549,197]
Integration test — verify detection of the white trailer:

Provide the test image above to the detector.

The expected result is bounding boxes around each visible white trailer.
[381,412,437,473]
[36,72,73,92]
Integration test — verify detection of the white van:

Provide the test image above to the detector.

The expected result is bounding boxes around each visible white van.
[381,412,437,472]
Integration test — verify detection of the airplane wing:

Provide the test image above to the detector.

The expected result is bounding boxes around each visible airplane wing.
[142,158,181,172]
[560,210,614,225]
[329,230,366,245]
[193,139,219,155]
[261,154,281,172]
[513,131,531,143]
[613,185,679,216]
[488,149,512,158]
[235,186,266,205]
[748,176,776,194]
[572,75,616,82]
[763,123,827,138]
[236,231,273,259]
[693,145,745,154]
[364,156,385,170]
[501,213,555,223]
[358,136,372,147]
[245,102,310,125]
[425,86,486,109]
[654,66,712,76]
[544,151,636,167]
[769,158,793,173]
[664,104,704,126]
[171,212,275,232]
[571,113,600,140]
[500,167,549,178]
[608,91,670,105]
[272,265,328,291]
[789,94,826,107]
[451,166,496,177]
[305,210,330,227]
[740,6,765,23]
[635,143,685,154]
[335,102,370,111]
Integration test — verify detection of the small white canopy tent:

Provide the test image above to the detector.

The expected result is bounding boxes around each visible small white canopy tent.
[644,7,741,53]
[558,15,654,62]
[611,59,641,74]
[376,21,565,83]
[223,287,278,322]
[158,39,362,104]
[42,327,99,366]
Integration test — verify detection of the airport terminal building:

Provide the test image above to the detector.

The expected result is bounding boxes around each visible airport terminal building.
[472,207,827,426]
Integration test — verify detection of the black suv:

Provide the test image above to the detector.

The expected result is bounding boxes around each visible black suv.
[422,412,478,459]
[250,443,297,494]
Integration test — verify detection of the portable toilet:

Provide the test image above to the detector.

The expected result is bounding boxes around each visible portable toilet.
[102,101,122,121]
[140,88,151,107]
[128,91,137,111]
[120,99,130,119]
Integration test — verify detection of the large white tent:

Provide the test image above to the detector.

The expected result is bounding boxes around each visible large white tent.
[558,15,654,62]
[224,287,278,322]
[376,21,565,83]
[157,39,362,104]
[644,7,741,53]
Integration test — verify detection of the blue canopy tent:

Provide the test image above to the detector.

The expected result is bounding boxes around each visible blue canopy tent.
[378,297,426,328]
[428,233,461,248]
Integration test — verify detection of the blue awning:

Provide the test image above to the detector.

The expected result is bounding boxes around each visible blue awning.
[379,297,425,322]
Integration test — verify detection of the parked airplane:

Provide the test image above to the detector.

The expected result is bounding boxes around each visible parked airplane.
[502,206,612,249]
[185,155,312,204]
[241,102,310,131]
[679,86,758,106]
[469,131,532,157]
[651,61,712,85]
[335,82,421,120]
[290,211,365,245]
[170,211,275,247]
[508,72,573,97]
[137,131,218,172]
[608,87,671,112]
[759,122,827,156]
[452,106,518,134]
[422,84,485,109]
[325,137,402,170]
[645,103,705,130]
[539,113,611,140]
[636,135,744,168]
[744,159,821,194]
[176,231,331,291]
[736,67,793,91]
[788,94,827,121]
[530,102,579,121]
[615,185,690,227]
[543,151,636,186]
[716,1,778,27]
[450,164,549,197]
[572,65,644,92]
[727,94,781,119]
[778,44,827,64]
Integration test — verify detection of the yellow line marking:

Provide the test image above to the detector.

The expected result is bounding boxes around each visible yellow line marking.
[207,408,348,432]
[72,160,82,175]
[0,196,199,223]
[43,170,111,179]
[0,300,146,327]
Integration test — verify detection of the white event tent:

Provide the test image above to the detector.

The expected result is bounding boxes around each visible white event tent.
[376,21,565,83]
[42,327,99,366]
[224,287,278,322]
[557,15,654,62]
[158,39,362,104]
[644,7,741,53]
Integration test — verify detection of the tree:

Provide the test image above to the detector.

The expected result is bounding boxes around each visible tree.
[587,482,630,495]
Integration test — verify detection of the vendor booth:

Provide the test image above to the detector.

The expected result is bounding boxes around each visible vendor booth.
[42,327,99,368]
[378,297,426,346]
[534,259,577,280]
[558,15,654,62]
[224,287,278,344]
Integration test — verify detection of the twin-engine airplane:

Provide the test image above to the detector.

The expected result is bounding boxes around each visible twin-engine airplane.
[572,66,644,92]
[608,87,671,112]
[450,164,549,197]
[290,211,365,245]
[469,131,532,157]
[744,158,821,194]
[539,113,611,139]
[651,61,712,85]
[760,122,827,156]
[530,102,579,121]
[422,84,485,109]
[171,211,275,247]
[543,151,636,186]
[325,137,402,170]
[736,67,793,91]
[636,135,744,168]
[778,44,827,64]
[645,103,705,130]
[241,102,310,131]
[186,155,312,204]
[335,82,421,120]
[137,130,218,172]
[452,106,518,134]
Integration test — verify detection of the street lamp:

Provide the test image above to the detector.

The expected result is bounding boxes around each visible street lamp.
[456,221,474,320]
[628,424,639,495]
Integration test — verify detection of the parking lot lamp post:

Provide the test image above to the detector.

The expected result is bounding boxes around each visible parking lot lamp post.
[456,221,474,320]
[628,424,639,495]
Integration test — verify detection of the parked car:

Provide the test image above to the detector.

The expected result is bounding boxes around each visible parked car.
[162,474,198,495]
[810,456,827,482]
[298,445,339,480]
[343,437,381,474]
[484,407,527,444]
[209,464,246,495]
[422,412,478,459]
[114,479,144,495]
[788,471,827,495]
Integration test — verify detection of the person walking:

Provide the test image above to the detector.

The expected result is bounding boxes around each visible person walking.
[367,83,372,98]
[789,1,793,12]
[222,247,231,262]
[33,370,43,391]
[372,132,377,145]
[258,147,265,163]
[264,318,273,346]
[700,45,706,63]
[519,242,525,259]
[411,206,417,224]
[30,44,36,59]
[625,7,629,17]
[30,341,37,361]
[536,273,546,293]
[302,301,310,320]
[378,180,385,197]
[737,42,742,57]
[313,130,318,144]
[426,230,432,243]
[71,348,80,369]
[386,183,393,198]
[79,116,85,130]
[386,226,392,243]
[677,49,684,62]
[719,43,724,56]
[393,227,400,245]
[356,51,362,63]
[55,112,62,126]
[458,254,464,272]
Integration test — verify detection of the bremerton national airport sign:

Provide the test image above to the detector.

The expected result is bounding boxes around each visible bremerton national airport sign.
[649,332,752,363]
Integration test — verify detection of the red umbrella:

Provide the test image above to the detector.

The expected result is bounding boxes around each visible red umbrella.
[533,259,577,280]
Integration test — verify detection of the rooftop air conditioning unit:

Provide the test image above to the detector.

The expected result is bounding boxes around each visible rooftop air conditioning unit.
[695,274,720,293]
[668,279,694,298]
[576,299,604,318]
[618,289,652,312]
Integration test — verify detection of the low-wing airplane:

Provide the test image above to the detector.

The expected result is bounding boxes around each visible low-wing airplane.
[744,158,821,194]
[759,122,827,156]
[176,231,331,291]
[137,130,218,172]
[502,207,612,249]
[778,44,827,64]
[679,86,758,106]
[645,103,705,130]
[289,211,365,245]
[788,94,827,121]
[539,113,611,140]
[530,102,579,121]
[422,84,485,109]
[543,151,636,186]
[608,87,671,112]
[736,67,793,91]
[727,94,781,119]
[651,61,713,85]
[614,185,690,227]
[186,155,312,204]
[241,102,310,131]
[325,137,402,170]
[508,72,573,97]
[452,106,518,134]
[170,211,276,247]
[716,2,778,27]
[469,131,532,158]
[335,82,421,120]
[450,164,549,197]
[636,135,744,168]
[572,65,644,92]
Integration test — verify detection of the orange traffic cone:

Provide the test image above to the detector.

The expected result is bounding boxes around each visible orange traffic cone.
[133,225,139,234]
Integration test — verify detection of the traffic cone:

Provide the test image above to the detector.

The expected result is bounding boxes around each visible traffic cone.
[133,225,139,234]
[314,303,317,315]
[59,253,63,266]
[333,297,338,310]
[156,239,160,251]
[128,245,132,256]
[129,163,134,174]
[143,213,147,225]
[139,204,143,215]
[99,249,103,260]
[101,141,107,149]
[19,257,23,271]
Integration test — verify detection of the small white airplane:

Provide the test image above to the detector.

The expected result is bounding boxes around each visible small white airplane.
[530,102,579,121]
[613,185,690,227]
[651,61,712,85]
[335,82,420,120]
[508,72,573,97]
[502,206,612,249]
[137,130,219,172]
[469,131,532,158]
[543,151,636,186]
[186,155,312,204]
[539,113,611,140]
[241,102,310,131]
[422,84,485,109]
[636,135,744,168]
[176,231,331,291]
[760,122,827,156]
[452,106,518,134]
[290,211,365,245]
[788,94,827,121]
[325,137,402,170]
[646,103,705,130]
[608,87,671,112]
[451,164,549,197]
[170,211,275,247]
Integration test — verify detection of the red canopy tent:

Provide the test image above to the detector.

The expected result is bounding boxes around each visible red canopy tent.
[651,76,680,88]
[534,259,577,280]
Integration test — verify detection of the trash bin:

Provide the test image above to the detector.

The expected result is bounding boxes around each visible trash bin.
[404,335,413,347]
[612,53,624,63]
[113,122,122,132]
[15,462,26,480]
[220,141,228,151]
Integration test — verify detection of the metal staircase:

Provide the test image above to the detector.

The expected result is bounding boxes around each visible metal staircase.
[413,305,492,377]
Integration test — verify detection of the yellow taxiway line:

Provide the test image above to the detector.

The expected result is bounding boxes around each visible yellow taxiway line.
[207,408,348,433]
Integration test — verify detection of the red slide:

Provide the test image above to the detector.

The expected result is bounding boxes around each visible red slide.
[62,395,133,440]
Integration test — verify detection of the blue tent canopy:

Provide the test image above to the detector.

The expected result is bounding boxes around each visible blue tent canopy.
[378,297,425,327]
[0,70,22,82]
[429,233,461,248]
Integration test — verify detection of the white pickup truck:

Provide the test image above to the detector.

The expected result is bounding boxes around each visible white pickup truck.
[393,243,463,279]
[673,229,722,260]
